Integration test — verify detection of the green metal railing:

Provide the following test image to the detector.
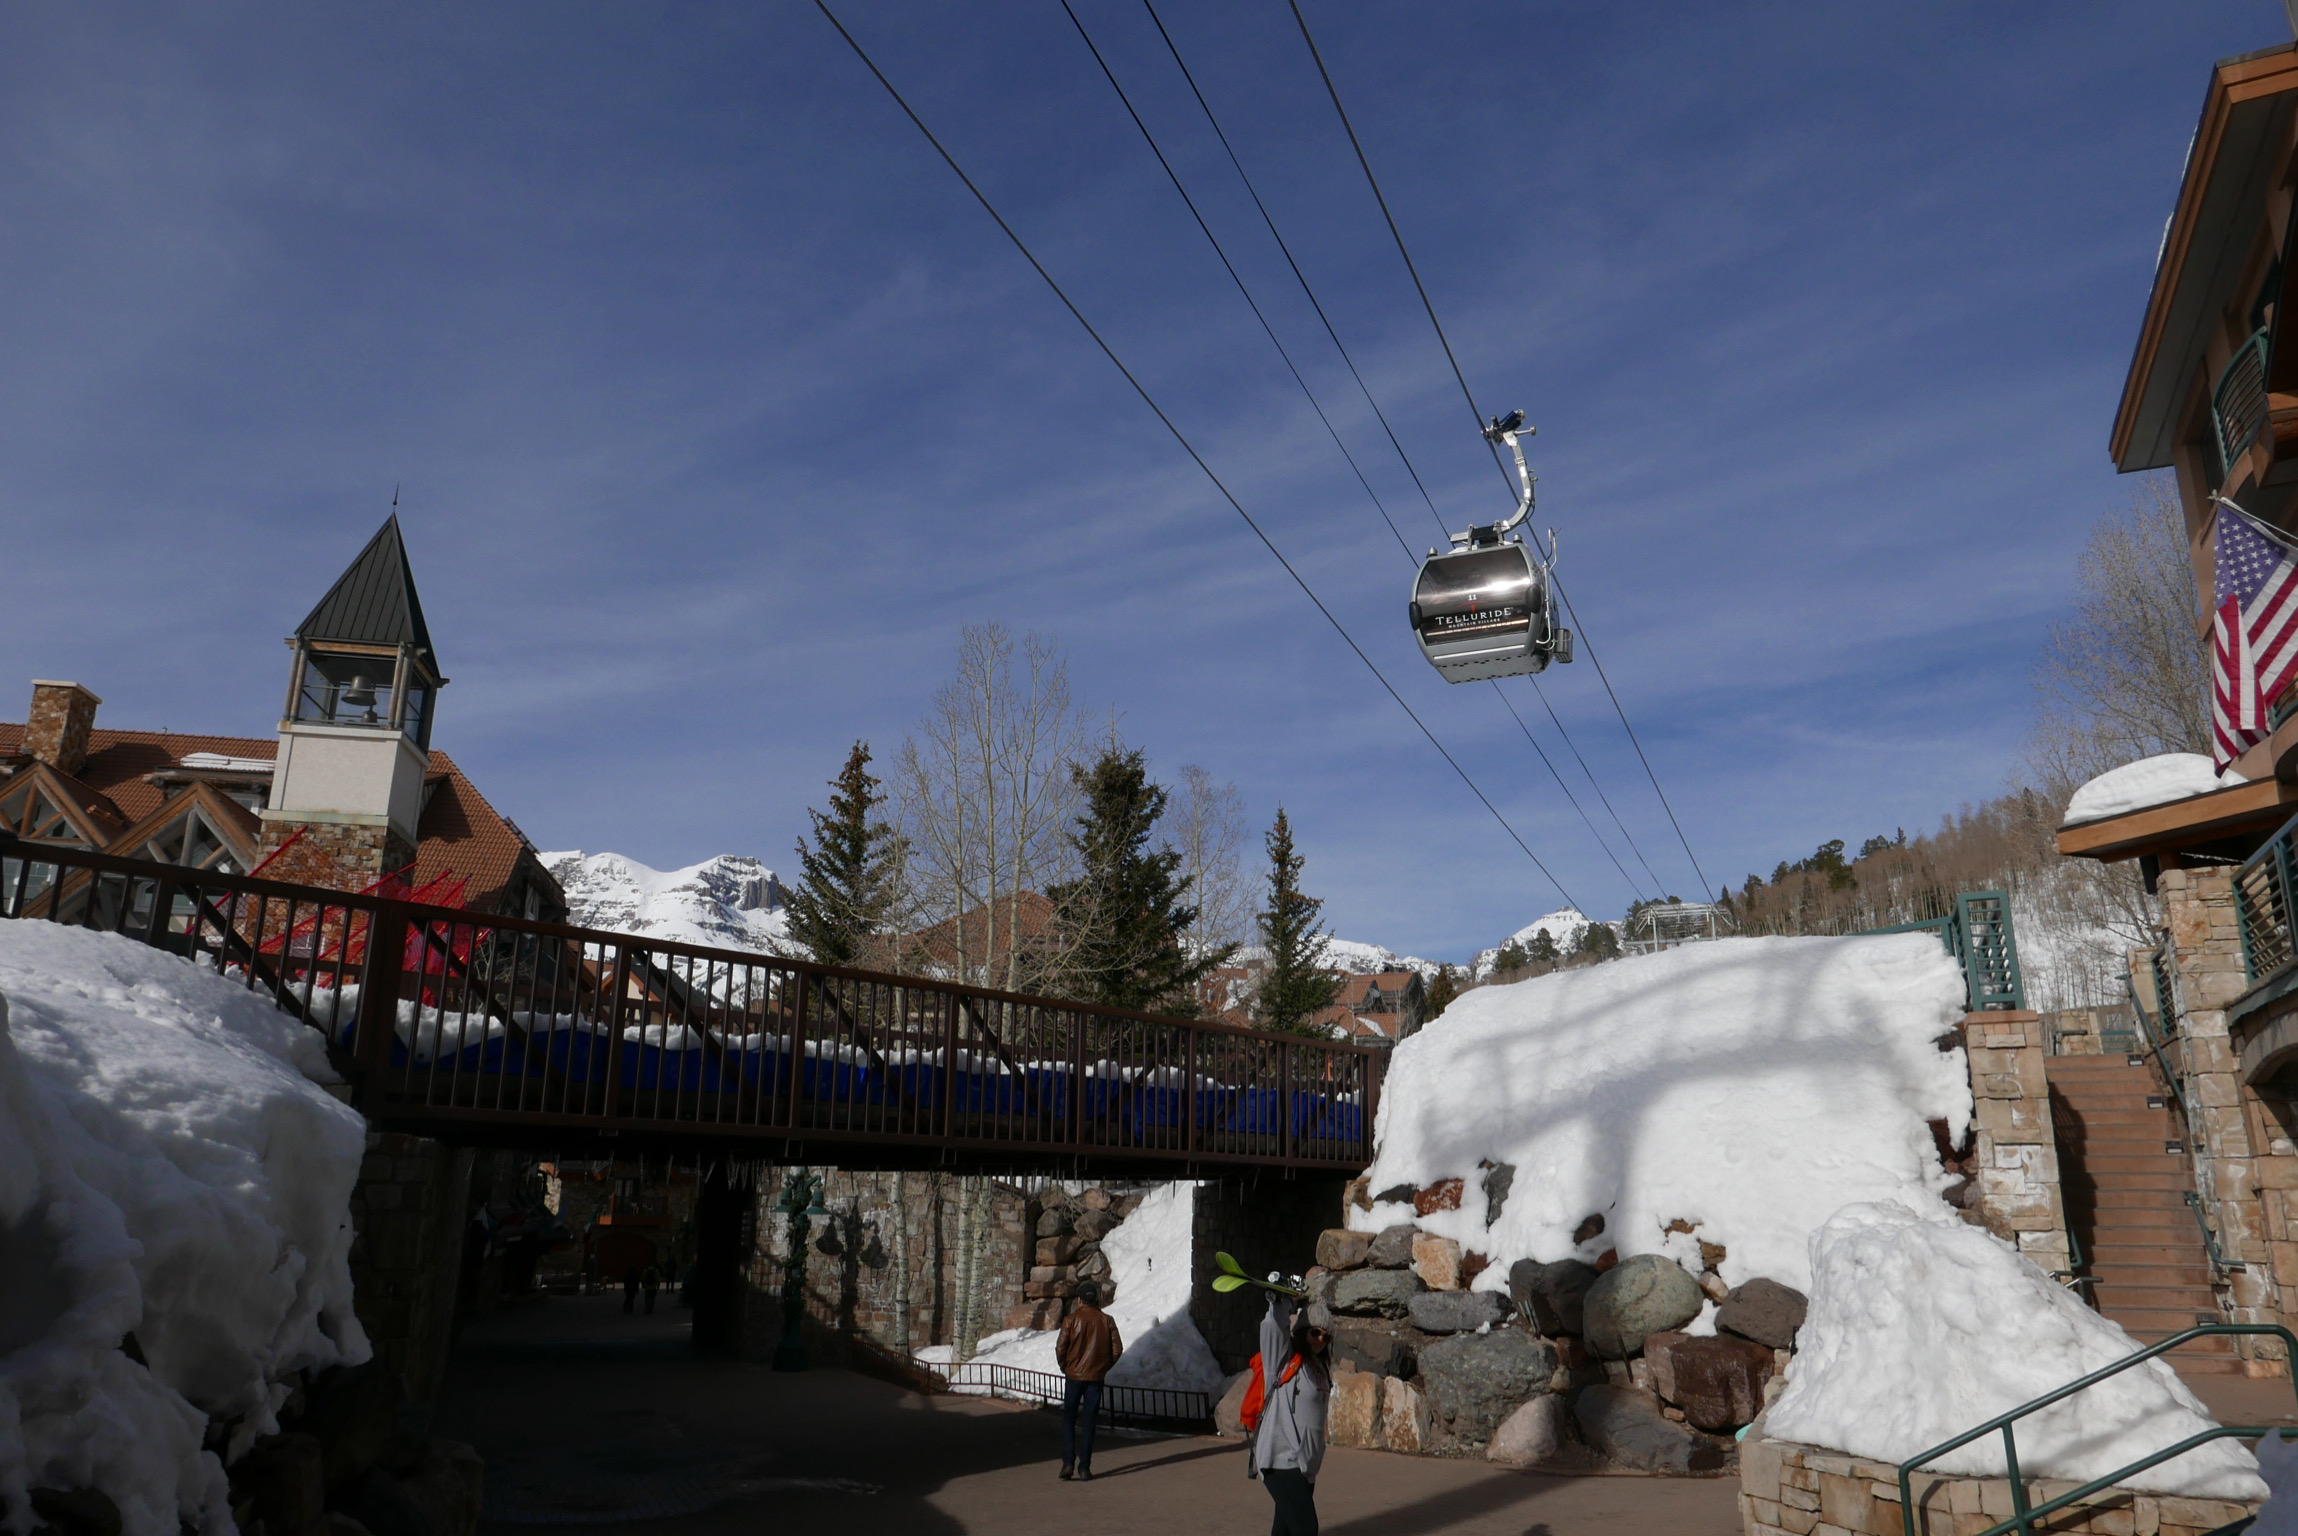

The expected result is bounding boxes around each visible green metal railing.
[1897,1324,2296,1536]
[1869,891,2026,1011]
[2215,326,2273,484]
[2234,811,2298,983]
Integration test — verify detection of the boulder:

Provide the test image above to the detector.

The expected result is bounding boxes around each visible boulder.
[1367,1224,1418,1268]
[1480,1162,1517,1225]
[1412,1232,1465,1291]
[1074,1248,1112,1281]
[1034,1234,1081,1267]
[1717,1277,1807,1351]
[1035,1206,1074,1237]
[1113,1192,1144,1219]
[1485,1394,1568,1468]
[1413,1178,1464,1215]
[1581,1255,1703,1359]
[1214,1370,1252,1436]
[230,1433,325,1536]
[1416,1329,1558,1448]
[1071,1208,1118,1241]
[1027,1264,1074,1284]
[302,1363,405,1494]
[1329,1319,1418,1378]
[334,1470,438,1536]
[1379,1376,1430,1454]
[1509,1258,1599,1337]
[1037,1185,1072,1210]
[1316,1228,1374,1272]
[1327,1368,1383,1448]
[1408,1290,1511,1335]
[28,1490,122,1536]
[1332,1269,1422,1319]
[1344,1175,1373,1213]
[1649,1334,1773,1431]
[1079,1188,1113,1211]
[1572,1385,1722,1473]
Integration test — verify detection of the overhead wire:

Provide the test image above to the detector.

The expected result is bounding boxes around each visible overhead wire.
[1065,0,1648,906]
[811,0,1583,911]
[1286,0,1716,903]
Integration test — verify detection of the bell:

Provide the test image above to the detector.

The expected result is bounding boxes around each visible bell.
[340,677,378,708]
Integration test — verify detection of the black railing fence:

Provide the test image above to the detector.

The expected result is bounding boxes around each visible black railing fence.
[939,1360,1212,1428]
[0,837,1378,1171]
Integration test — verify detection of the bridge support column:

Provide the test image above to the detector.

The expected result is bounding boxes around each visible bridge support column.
[691,1161,755,1358]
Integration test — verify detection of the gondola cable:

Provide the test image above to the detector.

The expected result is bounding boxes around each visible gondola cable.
[1288,0,1716,903]
[811,0,1582,911]
[1059,0,1650,904]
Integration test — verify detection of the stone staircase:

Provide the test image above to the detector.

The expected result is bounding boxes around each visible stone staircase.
[2046,1053,2238,1375]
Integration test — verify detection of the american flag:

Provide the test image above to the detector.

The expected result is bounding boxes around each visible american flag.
[2213,502,2298,767]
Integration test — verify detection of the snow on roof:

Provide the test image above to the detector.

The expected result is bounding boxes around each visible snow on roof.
[1355,932,1972,1293]
[1769,1202,2260,1497]
[176,752,275,773]
[1,921,370,1534]
[2061,752,2231,827]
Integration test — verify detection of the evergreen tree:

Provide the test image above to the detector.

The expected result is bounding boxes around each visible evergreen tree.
[1526,929,1560,965]
[1423,964,1459,1023]
[785,741,905,967]
[1573,919,1621,962]
[1492,939,1531,975]
[1047,747,1232,1013]
[1253,808,1339,1036]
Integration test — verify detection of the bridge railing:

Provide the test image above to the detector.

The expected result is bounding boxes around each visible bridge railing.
[0,836,1377,1170]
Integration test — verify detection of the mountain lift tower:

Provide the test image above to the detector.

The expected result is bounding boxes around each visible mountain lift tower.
[1409,411,1574,682]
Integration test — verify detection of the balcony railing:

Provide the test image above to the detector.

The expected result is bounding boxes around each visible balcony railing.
[2235,810,2298,983]
[1866,891,2026,1011]
[2213,326,2272,484]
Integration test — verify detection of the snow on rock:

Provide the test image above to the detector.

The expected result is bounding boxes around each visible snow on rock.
[932,1183,1225,1398]
[0,923,371,1536]
[2062,754,2231,827]
[1354,933,1972,1294]
[1225,938,1440,982]
[545,851,788,953]
[1769,1202,2261,1498]
[1473,908,1601,978]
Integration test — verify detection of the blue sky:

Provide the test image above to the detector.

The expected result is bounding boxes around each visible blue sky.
[0,2,2278,961]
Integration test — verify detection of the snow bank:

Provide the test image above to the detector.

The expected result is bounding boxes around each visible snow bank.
[0,924,371,1536]
[931,1183,1225,1399]
[1769,1202,2262,1499]
[1355,933,1972,1292]
[2063,754,2230,827]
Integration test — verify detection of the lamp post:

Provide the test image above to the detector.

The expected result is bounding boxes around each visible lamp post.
[772,1168,828,1372]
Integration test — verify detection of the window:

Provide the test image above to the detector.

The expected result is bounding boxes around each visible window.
[294,650,398,731]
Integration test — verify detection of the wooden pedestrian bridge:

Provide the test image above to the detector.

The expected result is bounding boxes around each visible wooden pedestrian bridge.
[0,838,1377,1177]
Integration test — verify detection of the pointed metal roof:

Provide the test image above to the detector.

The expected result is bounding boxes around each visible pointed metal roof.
[294,515,438,662]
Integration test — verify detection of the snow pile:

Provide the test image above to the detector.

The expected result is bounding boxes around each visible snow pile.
[544,851,788,953]
[1473,908,1601,978]
[2062,754,2230,827]
[925,1182,1225,1399]
[0,923,371,1536]
[1355,933,1972,1292]
[1769,1202,2262,1499]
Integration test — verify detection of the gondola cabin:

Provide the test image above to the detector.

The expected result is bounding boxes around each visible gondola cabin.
[1410,537,1570,682]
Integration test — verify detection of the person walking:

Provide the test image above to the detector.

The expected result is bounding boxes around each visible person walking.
[641,1263,662,1315]
[1054,1281,1123,1482]
[1249,1290,1332,1536]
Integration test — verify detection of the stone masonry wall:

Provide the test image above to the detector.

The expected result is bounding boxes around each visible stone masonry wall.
[348,1132,473,1404]
[24,681,98,775]
[1739,1426,2258,1536]
[2154,866,2283,1369]
[1961,1010,2072,1278]
[256,819,417,889]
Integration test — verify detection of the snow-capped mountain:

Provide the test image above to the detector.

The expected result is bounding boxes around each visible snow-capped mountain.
[1223,937,1442,981]
[1472,907,1606,978]
[544,851,789,954]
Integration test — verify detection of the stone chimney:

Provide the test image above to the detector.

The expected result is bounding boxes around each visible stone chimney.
[25,681,100,777]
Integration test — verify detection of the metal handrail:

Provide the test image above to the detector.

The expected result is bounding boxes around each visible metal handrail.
[1896,1324,2298,1536]
[1865,892,2026,1011]
[2187,1192,2247,1278]
[2215,326,2273,483]
[940,1360,1212,1426]
[2235,809,2298,984]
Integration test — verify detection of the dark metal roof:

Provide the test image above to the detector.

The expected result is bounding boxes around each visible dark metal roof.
[294,515,438,662]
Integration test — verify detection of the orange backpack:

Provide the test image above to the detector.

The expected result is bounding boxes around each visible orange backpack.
[1239,1351,1302,1435]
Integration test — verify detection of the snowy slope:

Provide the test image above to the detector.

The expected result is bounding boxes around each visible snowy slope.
[1472,907,1602,977]
[544,851,788,953]
[0,923,371,1536]
[1356,932,1972,1293]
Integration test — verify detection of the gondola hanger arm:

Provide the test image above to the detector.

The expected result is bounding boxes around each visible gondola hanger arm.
[1453,409,1535,547]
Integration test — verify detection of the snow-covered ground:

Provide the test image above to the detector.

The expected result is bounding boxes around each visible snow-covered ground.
[916,1182,1226,1400]
[1355,932,1972,1293]
[544,850,789,953]
[0,923,371,1536]
[2062,753,2231,826]
[1771,1202,2261,1498]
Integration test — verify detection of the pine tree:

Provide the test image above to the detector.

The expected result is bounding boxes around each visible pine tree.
[1527,929,1560,965]
[785,741,904,967]
[1047,747,1233,1013]
[1492,939,1531,975]
[1424,964,1459,1022]
[1573,919,1621,962]
[1253,808,1339,1036]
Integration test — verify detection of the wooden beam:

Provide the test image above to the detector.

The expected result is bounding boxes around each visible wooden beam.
[2056,776,2298,861]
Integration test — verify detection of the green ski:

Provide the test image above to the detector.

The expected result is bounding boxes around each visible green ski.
[1210,1250,1307,1299]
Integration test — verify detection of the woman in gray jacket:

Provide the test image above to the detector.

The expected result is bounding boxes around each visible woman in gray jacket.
[1251,1291,1333,1536]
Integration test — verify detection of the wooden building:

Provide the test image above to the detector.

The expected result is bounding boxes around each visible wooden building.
[0,516,564,919]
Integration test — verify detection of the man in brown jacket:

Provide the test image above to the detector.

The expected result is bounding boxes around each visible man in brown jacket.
[1055,1281,1123,1481]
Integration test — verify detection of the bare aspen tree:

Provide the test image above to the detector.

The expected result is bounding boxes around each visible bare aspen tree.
[888,1170,912,1356]
[1173,765,1252,955]
[950,1174,990,1362]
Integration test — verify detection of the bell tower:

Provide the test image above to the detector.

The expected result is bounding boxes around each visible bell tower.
[255,515,445,889]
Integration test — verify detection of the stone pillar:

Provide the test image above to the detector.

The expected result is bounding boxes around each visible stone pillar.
[2156,865,2283,1369]
[255,819,417,889]
[347,1132,474,1404]
[1962,1011,2071,1276]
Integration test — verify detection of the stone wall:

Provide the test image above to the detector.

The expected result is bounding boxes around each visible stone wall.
[1738,1427,2258,1536]
[2047,1005,2136,1056]
[1960,1010,2072,1278]
[1191,1175,1349,1372]
[255,818,417,890]
[2153,866,2284,1370]
[348,1132,473,1405]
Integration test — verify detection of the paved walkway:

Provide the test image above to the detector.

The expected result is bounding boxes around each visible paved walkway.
[436,1295,1744,1536]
